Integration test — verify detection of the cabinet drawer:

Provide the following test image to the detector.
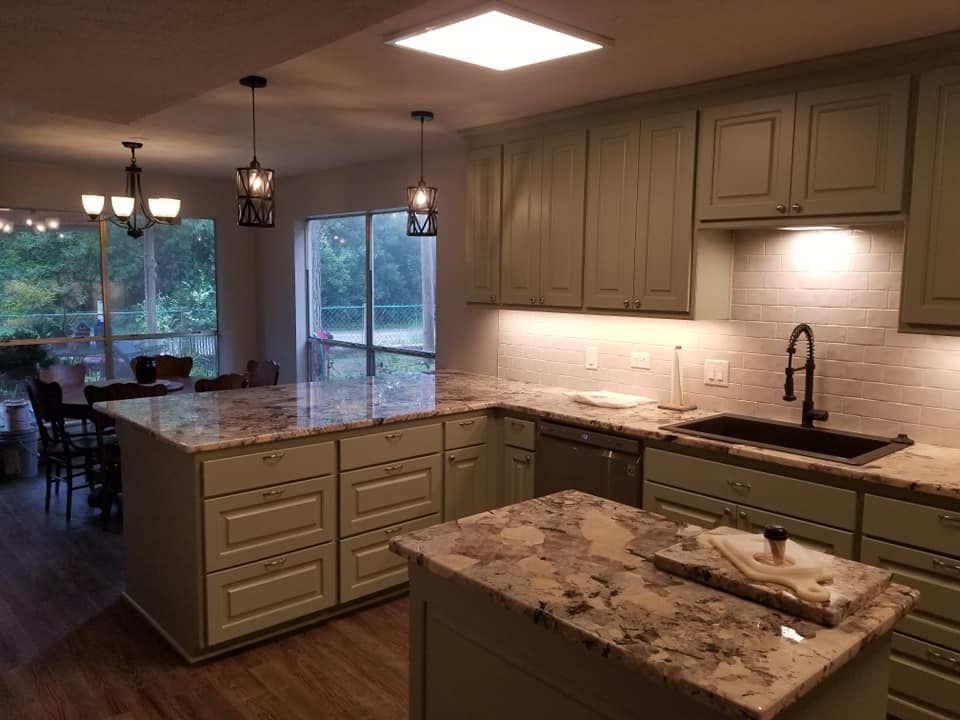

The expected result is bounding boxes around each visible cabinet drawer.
[861,537,960,652]
[203,441,335,497]
[203,475,336,572]
[737,506,854,558]
[339,514,440,603]
[644,448,857,529]
[340,454,442,537]
[864,494,960,556]
[340,423,442,471]
[444,416,489,450]
[503,416,536,451]
[643,481,735,529]
[889,633,960,720]
[205,543,336,646]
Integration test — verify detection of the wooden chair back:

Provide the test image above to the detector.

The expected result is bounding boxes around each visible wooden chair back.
[131,355,193,379]
[83,383,168,468]
[39,363,86,386]
[246,359,280,387]
[194,374,248,393]
[26,377,67,448]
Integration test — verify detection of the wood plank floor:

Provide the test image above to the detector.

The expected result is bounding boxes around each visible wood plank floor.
[0,473,409,720]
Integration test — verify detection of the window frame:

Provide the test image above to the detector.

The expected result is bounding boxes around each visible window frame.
[0,216,220,380]
[306,209,436,380]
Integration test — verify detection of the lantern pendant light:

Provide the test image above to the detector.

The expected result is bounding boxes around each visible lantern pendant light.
[406,110,438,237]
[236,75,275,228]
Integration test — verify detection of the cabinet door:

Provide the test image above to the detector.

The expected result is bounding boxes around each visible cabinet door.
[583,123,640,309]
[902,66,960,327]
[444,444,493,521]
[791,76,909,216]
[634,111,696,313]
[502,446,535,506]
[642,481,735,529]
[465,145,502,304]
[500,139,543,306]
[539,131,586,308]
[736,506,855,558]
[696,95,795,220]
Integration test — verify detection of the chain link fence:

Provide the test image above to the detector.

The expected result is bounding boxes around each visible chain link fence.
[317,304,426,348]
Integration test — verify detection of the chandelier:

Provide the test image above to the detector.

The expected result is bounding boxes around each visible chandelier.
[236,75,275,228]
[81,141,181,238]
[406,110,438,237]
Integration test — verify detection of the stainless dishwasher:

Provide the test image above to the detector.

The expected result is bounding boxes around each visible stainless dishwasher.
[534,422,642,506]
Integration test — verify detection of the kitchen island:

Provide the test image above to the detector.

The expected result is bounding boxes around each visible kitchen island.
[391,490,918,720]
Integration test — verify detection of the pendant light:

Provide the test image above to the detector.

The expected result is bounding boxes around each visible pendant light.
[236,75,275,228]
[406,110,438,237]
[81,141,181,238]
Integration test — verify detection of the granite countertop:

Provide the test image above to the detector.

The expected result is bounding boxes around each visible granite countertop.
[98,370,960,501]
[390,491,918,720]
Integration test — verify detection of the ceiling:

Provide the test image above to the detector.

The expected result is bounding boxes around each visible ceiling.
[1,0,959,178]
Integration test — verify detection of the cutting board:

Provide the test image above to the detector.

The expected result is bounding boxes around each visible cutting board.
[653,527,893,627]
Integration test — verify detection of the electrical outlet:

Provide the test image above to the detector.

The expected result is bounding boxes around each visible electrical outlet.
[704,359,730,387]
[585,346,599,370]
[630,351,651,369]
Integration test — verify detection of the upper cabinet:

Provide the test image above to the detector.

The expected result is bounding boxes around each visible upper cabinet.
[901,66,960,329]
[697,76,910,221]
[465,146,502,304]
[500,139,543,306]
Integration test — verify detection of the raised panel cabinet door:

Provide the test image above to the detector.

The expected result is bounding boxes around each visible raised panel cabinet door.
[465,145,502,304]
[583,122,640,309]
[500,139,543,306]
[791,76,910,216]
[696,95,796,220]
[903,66,960,327]
[641,481,735,529]
[501,446,535,506]
[736,506,855,558]
[634,111,697,313]
[539,130,586,308]
[444,444,493,521]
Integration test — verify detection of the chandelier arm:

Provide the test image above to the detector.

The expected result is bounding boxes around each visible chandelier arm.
[133,171,161,225]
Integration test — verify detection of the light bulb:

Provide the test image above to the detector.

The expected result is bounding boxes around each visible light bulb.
[415,189,427,208]
[249,171,262,193]
[47,218,59,230]
[2,223,12,234]
[35,222,46,232]
[82,194,105,217]
[111,196,135,219]
[25,218,32,226]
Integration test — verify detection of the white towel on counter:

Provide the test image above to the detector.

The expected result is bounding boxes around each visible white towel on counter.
[563,391,657,409]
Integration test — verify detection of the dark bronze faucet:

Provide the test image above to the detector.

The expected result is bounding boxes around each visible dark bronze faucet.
[784,323,829,428]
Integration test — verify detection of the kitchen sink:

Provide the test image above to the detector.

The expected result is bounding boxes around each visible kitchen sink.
[660,414,912,465]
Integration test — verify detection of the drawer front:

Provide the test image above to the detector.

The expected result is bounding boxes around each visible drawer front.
[204,475,336,572]
[339,514,440,603]
[644,448,857,529]
[889,633,960,720]
[861,537,960,652]
[643,481,735,529]
[340,454,442,537]
[864,494,960,556]
[340,423,442,471]
[444,415,489,450]
[502,447,535,506]
[503,416,536,451]
[737,505,855,558]
[206,543,336,646]
[203,441,335,497]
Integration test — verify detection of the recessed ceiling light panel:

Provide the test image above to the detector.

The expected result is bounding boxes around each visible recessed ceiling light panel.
[387,8,605,71]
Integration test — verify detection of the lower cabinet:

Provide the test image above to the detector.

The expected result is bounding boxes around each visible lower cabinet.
[206,542,337,646]
[444,444,493,521]
[340,514,440,603]
[889,633,960,720]
[502,446,535,506]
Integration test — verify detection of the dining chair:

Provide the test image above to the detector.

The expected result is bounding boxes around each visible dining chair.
[26,377,99,524]
[130,355,193,379]
[246,359,280,387]
[83,382,167,528]
[195,374,248,393]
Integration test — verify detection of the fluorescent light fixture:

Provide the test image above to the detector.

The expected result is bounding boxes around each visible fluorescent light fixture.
[779,225,843,232]
[388,8,605,71]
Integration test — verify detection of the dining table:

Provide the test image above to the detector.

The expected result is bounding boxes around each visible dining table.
[60,377,193,420]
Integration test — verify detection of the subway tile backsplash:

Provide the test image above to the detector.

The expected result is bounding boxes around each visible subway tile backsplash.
[497,224,960,448]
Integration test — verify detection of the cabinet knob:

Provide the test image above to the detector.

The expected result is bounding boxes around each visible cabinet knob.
[623,299,630,308]
[775,204,787,214]
[448,454,456,461]
[489,294,496,303]
[791,203,803,213]
[538,297,545,305]
[739,511,748,519]
[633,299,641,309]
[530,296,537,304]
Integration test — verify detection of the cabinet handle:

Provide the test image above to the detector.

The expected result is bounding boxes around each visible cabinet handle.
[383,525,404,535]
[775,203,787,213]
[928,649,959,666]
[932,558,960,574]
[489,294,496,302]
[263,558,287,569]
[727,480,752,491]
[458,419,476,427]
[384,463,404,472]
[516,454,532,464]
[530,296,537,304]
[262,488,285,498]
[261,451,285,462]
[633,299,641,309]
[511,421,525,429]
[791,203,803,213]
[538,297,545,305]
[940,514,960,526]
[622,299,630,308]
[384,432,403,440]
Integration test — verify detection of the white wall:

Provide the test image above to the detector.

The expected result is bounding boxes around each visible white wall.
[257,146,499,383]
[0,157,259,372]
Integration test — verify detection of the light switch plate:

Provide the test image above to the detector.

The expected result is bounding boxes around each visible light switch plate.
[630,351,651,370]
[704,359,730,387]
[585,346,599,370]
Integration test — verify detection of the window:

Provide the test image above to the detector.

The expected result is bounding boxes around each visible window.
[308,210,436,381]
[0,209,218,399]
